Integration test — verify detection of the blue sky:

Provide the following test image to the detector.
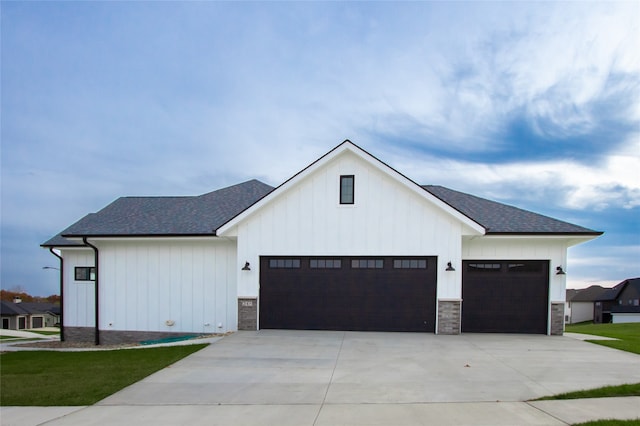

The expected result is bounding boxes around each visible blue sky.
[2,1,638,296]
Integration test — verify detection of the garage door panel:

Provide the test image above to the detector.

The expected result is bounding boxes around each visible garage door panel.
[462,260,549,334]
[260,256,436,332]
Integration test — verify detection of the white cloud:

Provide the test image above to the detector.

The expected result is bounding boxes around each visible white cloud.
[353,2,640,148]
[567,244,640,289]
[394,136,640,212]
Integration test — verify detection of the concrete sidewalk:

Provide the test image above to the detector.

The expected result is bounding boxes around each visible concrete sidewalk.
[3,397,639,425]
[2,331,639,425]
[0,328,59,339]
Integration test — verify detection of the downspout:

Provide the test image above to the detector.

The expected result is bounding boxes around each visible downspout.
[48,248,64,342]
[83,237,100,346]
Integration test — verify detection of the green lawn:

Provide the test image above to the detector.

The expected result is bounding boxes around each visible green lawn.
[572,420,640,426]
[534,383,640,400]
[1,344,207,406]
[28,330,61,336]
[565,322,640,355]
[532,323,640,403]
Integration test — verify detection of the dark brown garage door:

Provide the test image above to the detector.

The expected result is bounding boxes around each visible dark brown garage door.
[31,316,44,328]
[462,260,549,334]
[260,256,437,332]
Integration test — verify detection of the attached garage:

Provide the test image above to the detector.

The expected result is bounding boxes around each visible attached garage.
[43,140,603,343]
[461,260,549,334]
[260,256,437,332]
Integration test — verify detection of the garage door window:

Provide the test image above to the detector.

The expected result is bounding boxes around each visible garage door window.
[351,259,383,269]
[269,259,301,268]
[467,263,501,272]
[393,259,427,269]
[507,262,543,273]
[310,259,342,268]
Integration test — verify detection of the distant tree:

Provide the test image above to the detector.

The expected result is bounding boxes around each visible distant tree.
[1,289,34,302]
[46,294,61,304]
[0,289,60,304]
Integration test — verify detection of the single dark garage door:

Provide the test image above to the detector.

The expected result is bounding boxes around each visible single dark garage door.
[260,256,437,332]
[462,260,549,334]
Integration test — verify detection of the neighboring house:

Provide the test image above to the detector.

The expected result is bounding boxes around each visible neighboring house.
[565,285,608,324]
[0,301,60,330]
[41,141,602,344]
[595,278,640,324]
[564,288,578,323]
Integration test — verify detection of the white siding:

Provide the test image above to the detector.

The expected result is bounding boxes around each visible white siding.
[76,238,236,334]
[235,150,464,299]
[612,313,640,323]
[61,248,96,327]
[569,301,595,323]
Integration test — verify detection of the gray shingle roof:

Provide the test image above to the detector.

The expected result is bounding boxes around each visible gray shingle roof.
[423,185,601,235]
[611,305,640,314]
[0,301,61,316]
[569,285,608,302]
[598,278,640,302]
[42,176,601,247]
[0,300,30,316]
[42,179,274,245]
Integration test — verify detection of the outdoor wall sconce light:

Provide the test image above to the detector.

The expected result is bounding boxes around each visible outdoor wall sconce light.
[556,266,566,275]
[445,262,456,271]
[242,261,251,271]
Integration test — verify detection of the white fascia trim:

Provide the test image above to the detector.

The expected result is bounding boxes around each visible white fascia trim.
[218,141,486,236]
[471,234,600,246]
[61,236,221,244]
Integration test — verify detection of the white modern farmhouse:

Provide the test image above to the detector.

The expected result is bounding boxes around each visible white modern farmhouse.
[43,141,602,344]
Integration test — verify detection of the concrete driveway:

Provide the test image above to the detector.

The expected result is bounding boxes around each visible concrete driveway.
[4,330,640,425]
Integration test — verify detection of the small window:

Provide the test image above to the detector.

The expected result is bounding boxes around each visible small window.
[268,259,301,269]
[351,259,383,269]
[468,263,501,272]
[310,259,342,269]
[75,267,95,281]
[340,175,354,204]
[393,259,427,269]
[507,262,543,273]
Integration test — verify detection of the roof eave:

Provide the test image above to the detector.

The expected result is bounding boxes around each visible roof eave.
[59,233,218,240]
[482,231,603,247]
[485,231,604,236]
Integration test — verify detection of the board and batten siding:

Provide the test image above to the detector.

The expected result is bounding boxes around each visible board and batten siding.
[60,248,97,328]
[234,150,476,299]
[63,238,237,333]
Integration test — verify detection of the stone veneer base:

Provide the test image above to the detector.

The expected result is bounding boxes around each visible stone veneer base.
[238,298,258,330]
[437,300,461,335]
[550,302,565,336]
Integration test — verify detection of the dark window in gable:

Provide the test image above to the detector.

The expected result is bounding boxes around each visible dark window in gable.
[75,266,95,281]
[340,175,354,204]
